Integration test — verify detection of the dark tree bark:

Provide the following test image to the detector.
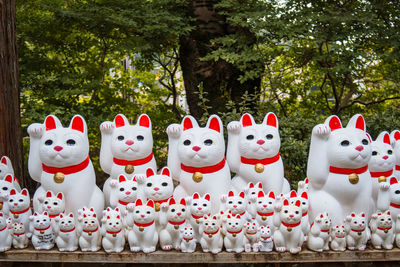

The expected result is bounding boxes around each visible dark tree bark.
[0,0,24,185]
[179,0,262,120]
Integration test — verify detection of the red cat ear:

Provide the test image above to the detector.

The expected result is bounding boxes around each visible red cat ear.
[4,174,13,184]
[227,214,231,219]
[320,214,323,218]
[136,199,143,206]
[114,114,127,128]
[388,211,391,215]
[301,192,308,200]
[69,213,74,218]
[138,114,151,128]
[393,130,400,141]
[107,216,110,220]
[43,211,48,216]
[183,116,194,131]
[56,192,63,200]
[70,115,86,133]
[383,132,391,145]
[118,175,127,183]
[117,215,120,219]
[228,191,234,197]
[326,115,342,131]
[212,215,217,220]
[45,115,58,131]
[248,182,254,188]
[258,191,265,198]
[305,178,309,184]
[351,212,356,217]
[241,113,254,127]
[193,193,200,199]
[207,115,222,133]
[90,208,94,212]
[93,214,97,218]
[390,177,398,185]
[1,156,7,165]
[147,200,154,208]
[258,183,263,189]
[161,167,170,177]
[115,208,119,212]
[239,192,245,199]
[295,200,301,207]
[146,168,155,177]
[21,189,28,196]
[204,194,210,201]
[46,191,52,198]
[268,191,275,199]
[346,114,366,131]
[83,214,87,218]
[283,199,289,206]
[169,198,176,205]
[290,190,297,198]
[180,198,186,206]
[361,213,365,218]
[264,112,278,128]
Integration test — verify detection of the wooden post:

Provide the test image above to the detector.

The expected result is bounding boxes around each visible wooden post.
[0,0,24,184]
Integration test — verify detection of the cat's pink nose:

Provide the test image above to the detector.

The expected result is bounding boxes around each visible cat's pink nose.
[125,140,134,146]
[289,214,294,218]
[177,212,182,216]
[54,146,63,152]
[355,145,364,152]
[257,140,265,145]
[233,205,237,208]
[141,215,145,218]
[126,191,131,195]
[263,205,267,208]
[154,187,159,191]
[47,206,51,209]
[14,203,18,206]
[383,155,389,160]
[192,146,201,152]
[198,207,202,210]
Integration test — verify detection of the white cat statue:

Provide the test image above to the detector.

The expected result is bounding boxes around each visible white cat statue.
[377,177,400,219]
[344,212,368,250]
[101,212,125,253]
[127,199,158,253]
[297,178,309,194]
[30,212,55,250]
[100,114,156,205]
[370,210,394,250]
[222,214,245,253]
[273,198,304,254]
[27,115,104,216]
[244,182,263,217]
[109,174,138,214]
[395,214,400,248]
[0,212,12,252]
[55,212,79,251]
[227,113,290,194]
[0,174,19,216]
[186,192,211,241]
[8,188,32,232]
[307,212,331,252]
[221,191,250,222]
[180,224,196,253]
[253,190,276,231]
[289,190,309,239]
[307,114,372,225]
[77,212,101,252]
[330,225,346,251]
[258,225,273,252]
[391,130,400,180]
[244,220,260,252]
[38,190,65,230]
[199,214,223,254]
[159,197,187,250]
[11,222,28,249]
[0,156,21,191]
[167,115,232,214]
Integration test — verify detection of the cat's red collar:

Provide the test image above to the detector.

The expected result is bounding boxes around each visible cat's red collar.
[83,227,98,234]
[241,153,280,166]
[282,221,301,228]
[134,220,155,228]
[9,207,30,215]
[227,228,242,235]
[192,214,203,220]
[113,153,153,167]
[310,222,329,233]
[329,165,368,175]
[168,220,186,226]
[302,210,308,217]
[49,211,65,218]
[13,232,25,236]
[60,227,75,233]
[118,200,133,206]
[183,237,194,242]
[378,226,392,232]
[42,156,90,175]
[35,225,50,232]
[181,158,226,175]
[106,229,122,235]
[390,202,400,209]
[0,225,7,232]
[257,211,274,217]
[204,228,219,236]
[370,169,393,178]
[351,228,365,233]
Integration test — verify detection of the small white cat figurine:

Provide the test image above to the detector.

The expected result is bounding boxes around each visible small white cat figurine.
[377,177,400,219]
[8,188,32,231]
[253,190,276,231]
[345,212,368,251]
[186,192,211,241]
[109,174,138,213]
[30,211,55,250]
[370,210,394,250]
[307,212,331,252]
[101,211,125,253]
[199,214,223,254]
[38,190,65,229]
[180,224,196,253]
[222,214,245,253]
[0,212,12,252]
[221,191,250,222]
[100,114,156,205]
[244,220,260,252]
[11,222,28,249]
[258,225,273,252]
[167,115,232,214]
[77,211,101,252]
[244,182,263,217]
[297,178,309,194]
[55,212,79,251]
[330,225,346,251]
[0,174,18,216]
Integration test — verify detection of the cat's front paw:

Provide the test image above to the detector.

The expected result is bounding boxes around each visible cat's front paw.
[100,121,114,134]
[126,203,135,212]
[227,121,241,134]
[312,124,331,139]
[27,123,45,139]
[166,124,182,139]
[109,180,118,188]
[135,174,146,184]
[379,182,390,191]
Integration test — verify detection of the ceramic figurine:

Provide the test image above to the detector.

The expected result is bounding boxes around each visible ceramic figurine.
[345,212,368,251]
[180,224,196,253]
[38,190,65,230]
[297,178,309,194]
[253,190,275,231]
[222,214,245,253]
[377,177,400,219]
[101,211,125,253]
[186,192,211,241]
[244,182,263,217]
[330,225,346,251]
[244,220,259,252]
[77,211,101,252]
[0,174,19,216]
[258,226,273,252]
[395,214,400,248]
[199,214,223,254]
[227,113,290,195]
[8,188,32,231]
[307,212,331,252]
[27,115,104,216]
[55,212,79,251]
[11,222,28,249]
[159,198,187,250]
[167,115,232,214]
[289,190,309,240]
[370,210,394,250]
[221,191,250,222]
[0,156,21,191]
[109,174,138,213]
[0,212,12,252]
[127,199,158,253]
[100,114,156,205]
[390,130,400,180]
[30,212,55,250]
[307,114,372,225]
[273,198,304,254]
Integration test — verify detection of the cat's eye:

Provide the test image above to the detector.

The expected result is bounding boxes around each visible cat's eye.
[205,223,208,226]
[228,223,231,225]
[362,139,369,145]
[238,201,242,205]
[137,135,144,141]
[372,151,378,156]
[68,221,72,223]
[212,223,215,226]
[284,210,288,213]
[91,221,95,224]
[203,203,207,207]
[44,201,48,204]
[45,140,53,146]
[395,190,400,194]
[246,135,254,140]
[362,221,365,224]
[2,187,7,191]
[258,201,262,204]
[117,135,124,141]
[295,211,299,214]
[120,188,125,191]
[136,211,139,213]
[302,202,306,205]
[53,202,58,206]
[252,192,255,194]
[61,221,64,224]
[235,222,238,225]
[228,201,233,204]
[9,199,13,202]
[266,134,273,140]
[132,187,137,191]
[269,202,272,204]
[116,222,119,225]
[193,203,197,206]
[381,218,384,221]
[341,140,350,146]
[66,139,76,146]
[162,182,168,187]
[147,183,152,187]
[36,220,40,223]
[183,140,191,146]
[388,150,393,155]
[204,139,213,146]
[109,223,112,225]
[19,199,23,202]
[171,209,175,212]
[147,211,150,214]
[182,208,185,212]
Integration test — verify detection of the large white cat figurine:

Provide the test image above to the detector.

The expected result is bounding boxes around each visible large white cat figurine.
[227,113,290,194]
[27,115,104,216]
[167,115,232,213]
[100,114,156,205]
[391,130,400,180]
[307,114,372,225]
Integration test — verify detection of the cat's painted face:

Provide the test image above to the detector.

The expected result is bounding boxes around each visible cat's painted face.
[369,131,395,172]
[389,178,400,204]
[245,182,263,200]
[0,174,15,201]
[180,224,194,238]
[12,222,25,233]
[201,215,219,233]
[114,175,138,203]
[256,190,275,213]
[110,114,153,160]
[39,115,89,167]
[289,191,309,214]
[189,192,211,217]
[0,156,14,179]
[348,212,366,231]
[144,168,173,201]
[8,188,30,212]
[225,191,247,215]
[280,198,302,224]
[333,225,345,237]
[325,115,371,168]
[177,115,225,166]
[259,226,271,237]
[59,213,75,230]
[315,212,331,231]
[375,210,392,228]
[42,191,65,216]
[245,220,258,233]
[225,214,243,232]
[133,199,155,224]
[81,213,99,231]
[104,214,122,231]
[31,212,51,229]
[167,198,187,222]
[78,207,96,218]
[238,113,281,158]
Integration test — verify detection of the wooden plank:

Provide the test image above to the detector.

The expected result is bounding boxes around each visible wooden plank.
[1,247,400,263]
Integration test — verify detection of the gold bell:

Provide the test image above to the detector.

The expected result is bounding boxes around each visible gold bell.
[54,172,65,184]
[358,232,361,236]
[192,172,203,183]
[113,233,117,237]
[139,227,144,232]
[196,219,200,224]
[155,203,161,212]
[0,203,3,211]
[125,164,134,174]
[384,229,388,233]
[262,216,266,221]
[88,232,92,236]
[255,163,264,173]
[287,227,292,232]
[174,225,179,230]
[14,214,19,219]
[378,176,387,183]
[348,173,359,185]
[208,234,212,238]
[40,231,44,234]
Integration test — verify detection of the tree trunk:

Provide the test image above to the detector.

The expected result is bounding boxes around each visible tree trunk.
[179,0,261,121]
[0,0,24,186]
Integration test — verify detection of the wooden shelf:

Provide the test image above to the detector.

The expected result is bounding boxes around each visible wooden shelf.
[1,247,400,263]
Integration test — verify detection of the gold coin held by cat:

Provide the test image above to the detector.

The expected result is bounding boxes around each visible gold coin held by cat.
[255,163,264,173]
[193,172,203,183]
[378,176,387,183]
[54,172,65,184]
[125,164,134,174]
[348,173,359,185]
[155,202,161,212]
[139,227,144,232]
